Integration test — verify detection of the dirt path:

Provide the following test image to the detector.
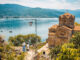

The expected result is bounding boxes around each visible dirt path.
[24,43,49,60]
[24,50,35,60]
[37,43,49,54]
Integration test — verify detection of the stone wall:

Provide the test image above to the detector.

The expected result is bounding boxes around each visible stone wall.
[47,13,76,47]
[59,13,75,29]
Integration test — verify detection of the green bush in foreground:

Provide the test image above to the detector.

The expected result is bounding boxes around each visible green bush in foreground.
[50,32,80,60]
[0,45,25,60]
[56,43,80,60]
[70,32,80,48]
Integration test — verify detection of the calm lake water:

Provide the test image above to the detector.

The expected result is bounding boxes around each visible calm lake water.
[0,18,80,42]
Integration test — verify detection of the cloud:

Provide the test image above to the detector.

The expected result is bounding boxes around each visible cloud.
[0,0,80,10]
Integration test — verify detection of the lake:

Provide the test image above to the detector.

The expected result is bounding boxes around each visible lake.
[0,18,80,42]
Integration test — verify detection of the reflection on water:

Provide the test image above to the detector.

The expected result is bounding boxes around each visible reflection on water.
[0,18,79,42]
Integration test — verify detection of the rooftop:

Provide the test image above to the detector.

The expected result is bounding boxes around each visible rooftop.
[49,24,58,29]
[60,26,72,31]
[64,13,72,15]
[60,13,75,18]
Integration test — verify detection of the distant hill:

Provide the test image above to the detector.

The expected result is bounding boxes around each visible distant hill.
[0,4,80,18]
[0,4,64,18]
[58,9,80,17]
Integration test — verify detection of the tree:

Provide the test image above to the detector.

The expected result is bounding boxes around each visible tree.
[56,43,80,60]
[9,34,41,46]
[49,32,80,60]
[70,32,80,48]
[49,46,61,60]
[75,22,80,26]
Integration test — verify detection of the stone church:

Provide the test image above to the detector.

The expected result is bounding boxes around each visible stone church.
[47,13,80,47]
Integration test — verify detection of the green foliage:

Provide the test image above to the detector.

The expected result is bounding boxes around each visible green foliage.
[30,42,46,49]
[36,42,46,49]
[49,46,61,59]
[0,47,3,52]
[75,22,80,26]
[1,52,25,60]
[9,34,41,46]
[0,36,24,60]
[56,43,80,60]
[70,32,80,48]
[6,52,15,60]
[17,53,25,60]
[0,44,25,60]
[50,32,80,60]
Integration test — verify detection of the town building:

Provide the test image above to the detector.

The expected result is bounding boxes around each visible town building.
[47,13,80,47]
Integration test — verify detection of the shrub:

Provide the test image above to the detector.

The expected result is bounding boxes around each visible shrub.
[9,34,41,46]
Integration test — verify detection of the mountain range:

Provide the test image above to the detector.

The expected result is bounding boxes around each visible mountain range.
[0,4,80,18]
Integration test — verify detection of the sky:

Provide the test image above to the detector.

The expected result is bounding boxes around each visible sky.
[0,0,80,10]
